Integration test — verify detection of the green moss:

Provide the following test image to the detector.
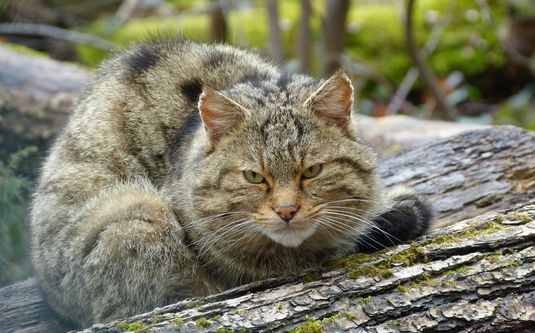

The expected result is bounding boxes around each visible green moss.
[303,272,320,283]
[276,303,284,310]
[396,284,409,293]
[348,265,393,279]
[477,221,506,235]
[322,313,341,323]
[330,252,371,270]
[492,299,504,316]
[507,213,532,224]
[116,322,149,332]
[398,272,442,291]
[454,265,470,274]
[385,246,429,266]
[173,317,184,325]
[388,320,402,329]
[195,317,212,328]
[357,296,373,306]
[290,320,324,333]
[494,214,505,223]
[424,218,509,247]
[485,249,522,268]
[443,280,457,288]
[341,310,356,321]
[340,246,426,280]
[290,314,341,333]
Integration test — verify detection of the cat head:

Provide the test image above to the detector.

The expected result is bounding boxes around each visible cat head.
[185,70,380,250]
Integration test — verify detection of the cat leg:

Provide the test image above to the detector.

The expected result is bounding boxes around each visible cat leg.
[34,179,204,327]
[358,185,433,252]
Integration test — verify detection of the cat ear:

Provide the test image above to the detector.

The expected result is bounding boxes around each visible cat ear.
[304,69,354,129]
[198,86,247,145]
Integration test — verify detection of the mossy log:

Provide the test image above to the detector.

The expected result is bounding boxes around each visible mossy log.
[80,201,535,333]
[1,126,534,333]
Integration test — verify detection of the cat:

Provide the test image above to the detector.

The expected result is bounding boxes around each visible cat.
[31,39,432,327]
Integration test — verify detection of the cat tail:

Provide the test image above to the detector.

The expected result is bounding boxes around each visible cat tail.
[357,185,434,253]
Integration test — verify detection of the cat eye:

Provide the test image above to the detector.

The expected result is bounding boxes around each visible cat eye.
[302,164,322,179]
[243,170,265,184]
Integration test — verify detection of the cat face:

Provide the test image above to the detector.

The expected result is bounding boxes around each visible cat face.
[187,71,380,250]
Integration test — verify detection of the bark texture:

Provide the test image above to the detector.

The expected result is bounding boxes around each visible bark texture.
[79,201,535,333]
[1,126,534,333]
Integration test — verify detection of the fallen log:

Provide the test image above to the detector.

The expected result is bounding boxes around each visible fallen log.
[1,126,534,333]
[81,200,535,333]
[0,44,89,172]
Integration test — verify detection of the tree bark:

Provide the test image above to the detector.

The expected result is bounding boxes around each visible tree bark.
[267,0,283,64]
[209,0,227,43]
[1,126,534,333]
[297,0,311,73]
[321,0,350,77]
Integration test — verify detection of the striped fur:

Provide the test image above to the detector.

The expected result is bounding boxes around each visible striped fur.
[31,39,432,327]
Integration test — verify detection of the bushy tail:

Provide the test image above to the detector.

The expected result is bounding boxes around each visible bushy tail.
[358,185,433,252]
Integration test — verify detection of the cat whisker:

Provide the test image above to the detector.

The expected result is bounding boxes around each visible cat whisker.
[193,218,252,255]
[217,222,262,255]
[202,223,262,265]
[322,210,401,246]
[315,218,352,244]
[184,211,251,227]
[316,217,381,251]
[196,219,262,259]
[325,208,403,245]
[319,216,383,251]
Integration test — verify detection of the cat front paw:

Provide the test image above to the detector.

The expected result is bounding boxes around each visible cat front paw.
[358,185,433,252]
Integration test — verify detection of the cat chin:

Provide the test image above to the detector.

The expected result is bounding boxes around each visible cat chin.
[263,225,317,248]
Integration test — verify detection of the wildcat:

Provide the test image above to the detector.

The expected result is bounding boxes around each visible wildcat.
[31,39,432,327]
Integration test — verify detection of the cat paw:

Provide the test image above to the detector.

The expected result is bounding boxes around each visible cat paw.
[78,188,179,258]
[358,185,433,252]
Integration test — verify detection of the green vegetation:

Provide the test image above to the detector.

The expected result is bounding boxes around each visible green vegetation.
[348,265,393,279]
[290,314,341,333]
[303,272,320,283]
[117,322,149,332]
[195,317,213,328]
[357,296,373,306]
[331,212,519,284]
[0,133,36,286]
[76,0,507,86]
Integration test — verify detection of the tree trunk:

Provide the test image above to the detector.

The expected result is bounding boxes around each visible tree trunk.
[1,126,534,333]
[405,0,457,120]
[267,0,283,64]
[297,0,311,73]
[321,0,350,77]
[209,0,227,43]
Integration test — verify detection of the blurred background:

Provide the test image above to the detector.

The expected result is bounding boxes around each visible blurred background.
[0,0,534,287]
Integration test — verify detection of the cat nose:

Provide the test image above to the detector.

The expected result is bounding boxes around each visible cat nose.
[275,205,299,222]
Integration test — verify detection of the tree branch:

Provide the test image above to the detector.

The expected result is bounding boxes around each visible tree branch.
[0,23,115,51]
[404,0,457,120]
